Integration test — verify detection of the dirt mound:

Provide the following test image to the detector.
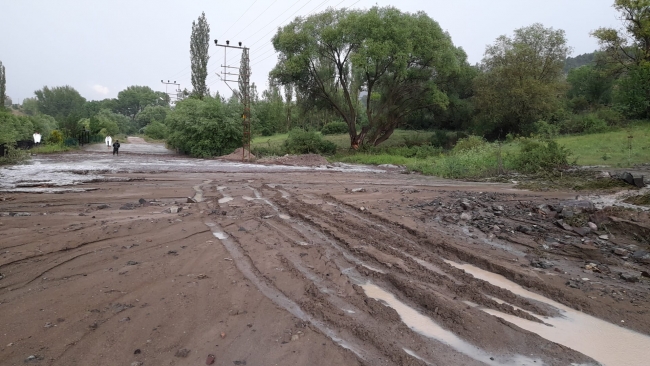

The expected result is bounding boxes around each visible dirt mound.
[218,148,256,161]
[257,154,329,167]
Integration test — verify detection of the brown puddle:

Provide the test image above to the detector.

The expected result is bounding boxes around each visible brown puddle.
[361,283,542,365]
[445,259,650,366]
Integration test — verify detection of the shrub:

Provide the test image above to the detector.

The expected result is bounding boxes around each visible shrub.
[558,113,609,134]
[595,108,624,127]
[0,145,28,165]
[144,121,168,140]
[321,121,348,135]
[285,129,337,155]
[511,139,570,173]
[430,130,453,148]
[453,135,486,152]
[533,120,560,139]
[47,130,64,145]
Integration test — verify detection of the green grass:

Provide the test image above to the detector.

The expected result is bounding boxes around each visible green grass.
[30,144,77,154]
[555,122,650,167]
[250,124,650,183]
[251,129,435,151]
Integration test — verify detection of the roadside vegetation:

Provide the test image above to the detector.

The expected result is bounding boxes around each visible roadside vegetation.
[1,0,648,185]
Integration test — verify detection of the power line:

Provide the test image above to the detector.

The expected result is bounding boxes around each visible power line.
[241,0,313,43]
[166,1,259,81]
[230,0,280,39]
[250,0,356,65]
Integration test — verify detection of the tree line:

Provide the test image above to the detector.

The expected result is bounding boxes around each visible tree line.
[2,0,649,159]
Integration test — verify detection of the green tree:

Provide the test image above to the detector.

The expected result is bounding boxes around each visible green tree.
[271,7,460,148]
[89,109,122,136]
[473,23,571,137]
[166,97,242,157]
[0,61,6,111]
[190,12,210,99]
[115,86,166,120]
[566,64,615,111]
[135,105,169,130]
[29,114,58,138]
[21,97,39,116]
[82,98,118,118]
[592,0,650,118]
[34,85,86,135]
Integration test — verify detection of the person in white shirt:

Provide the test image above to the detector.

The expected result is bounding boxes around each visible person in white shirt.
[105,135,112,149]
[33,132,42,144]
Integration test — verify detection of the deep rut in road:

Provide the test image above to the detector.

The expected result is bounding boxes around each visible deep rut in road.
[197,181,599,366]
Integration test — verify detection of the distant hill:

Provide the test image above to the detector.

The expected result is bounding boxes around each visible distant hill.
[564,52,596,74]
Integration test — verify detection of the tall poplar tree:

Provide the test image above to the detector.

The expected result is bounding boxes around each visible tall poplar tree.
[190,12,210,99]
[0,61,6,110]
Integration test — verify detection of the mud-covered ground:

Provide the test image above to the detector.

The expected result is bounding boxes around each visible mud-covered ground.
[1,139,649,366]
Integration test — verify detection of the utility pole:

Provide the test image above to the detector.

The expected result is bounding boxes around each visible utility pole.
[161,80,182,105]
[213,39,251,162]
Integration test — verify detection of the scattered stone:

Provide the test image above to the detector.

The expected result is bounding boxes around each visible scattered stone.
[351,188,366,193]
[614,248,628,256]
[120,317,131,322]
[516,225,532,234]
[187,197,197,203]
[174,348,190,358]
[616,172,646,188]
[558,200,596,214]
[531,259,554,269]
[97,204,110,209]
[566,280,580,289]
[134,349,141,355]
[641,271,650,279]
[573,227,591,237]
[126,261,139,266]
[138,198,148,205]
[220,332,226,339]
[9,212,32,217]
[492,225,501,232]
[44,322,53,328]
[206,354,216,365]
[262,215,274,219]
[588,222,598,231]
[131,362,143,366]
[560,209,575,219]
[197,274,208,279]
[599,235,609,241]
[120,203,136,210]
[492,205,504,212]
[167,250,178,256]
[619,272,640,283]
[460,212,472,221]
[79,213,86,216]
[555,220,573,231]
[460,201,472,210]
[233,361,247,365]
[291,334,300,341]
[168,206,181,214]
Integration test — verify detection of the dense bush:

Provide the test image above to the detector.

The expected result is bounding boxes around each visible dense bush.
[320,121,348,135]
[511,139,570,173]
[533,120,560,139]
[47,130,63,145]
[166,97,242,158]
[557,113,610,135]
[284,129,337,155]
[452,135,486,152]
[144,121,168,140]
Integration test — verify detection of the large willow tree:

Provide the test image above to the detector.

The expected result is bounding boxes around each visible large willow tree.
[271,7,461,148]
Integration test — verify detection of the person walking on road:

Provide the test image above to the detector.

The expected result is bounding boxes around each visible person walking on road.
[112,140,120,155]
[105,135,112,149]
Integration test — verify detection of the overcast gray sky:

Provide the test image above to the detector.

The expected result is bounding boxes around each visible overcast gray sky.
[1,0,621,104]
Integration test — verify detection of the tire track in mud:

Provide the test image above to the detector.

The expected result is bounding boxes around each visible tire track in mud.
[252,185,597,365]
[201,182,588,366]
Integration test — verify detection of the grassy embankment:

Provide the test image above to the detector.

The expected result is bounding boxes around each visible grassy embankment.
[251,123,650,186]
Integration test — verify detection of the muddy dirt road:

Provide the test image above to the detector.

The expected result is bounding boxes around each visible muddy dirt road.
[1,140,649,366]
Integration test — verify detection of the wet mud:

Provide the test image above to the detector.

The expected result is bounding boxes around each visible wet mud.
[1,142,649,365]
